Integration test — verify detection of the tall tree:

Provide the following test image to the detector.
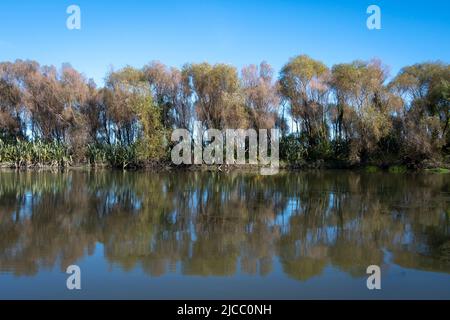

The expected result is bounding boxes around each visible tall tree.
[104,66,165,159]
[328,59,398,162]
[241,62,279,130]
[143,61,192,131]
[279,55,330,147]
[0,62,24,139]
[23,62,89,144]
[390,62,450,159]
[183,63,247,129]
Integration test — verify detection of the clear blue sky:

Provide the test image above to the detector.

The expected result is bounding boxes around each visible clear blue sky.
[0,0,449,85]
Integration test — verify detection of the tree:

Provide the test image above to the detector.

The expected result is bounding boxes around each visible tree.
[241,62,279,130]
[104,66,165,160]
[143,61,192,131]
[0,56,449,167]
[329,59,399,162]
[390,62,450,161]
[81,80,110,144]
[21,62,89,145]
[0,62,24,139]
[103,67,145,146]
[183,63,248,129]
[279,55,330,149]
[329,63,359,142]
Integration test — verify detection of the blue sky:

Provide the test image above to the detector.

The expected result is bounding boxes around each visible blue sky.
[0,0,449,85]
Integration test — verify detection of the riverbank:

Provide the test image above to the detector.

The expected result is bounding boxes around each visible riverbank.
[1,160,449,174]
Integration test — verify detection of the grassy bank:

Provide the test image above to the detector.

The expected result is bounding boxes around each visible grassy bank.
[1,139,449,173]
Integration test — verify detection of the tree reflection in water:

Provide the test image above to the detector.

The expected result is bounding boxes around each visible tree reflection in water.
[0,170,449,280]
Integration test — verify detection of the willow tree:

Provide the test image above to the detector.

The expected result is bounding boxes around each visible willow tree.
[329,63,359,142]
[104,66,165,160]
[20,62,89,147]
[183,62,248,129]
[143,61,192,131]
[329,60,399,162]
[241,62,279,130]
[0,62,24,139]
[80,80,110,144]
[389,62,450,160]
[279,55,330,149]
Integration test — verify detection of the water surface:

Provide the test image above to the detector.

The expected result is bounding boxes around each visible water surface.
[0,170,449,299]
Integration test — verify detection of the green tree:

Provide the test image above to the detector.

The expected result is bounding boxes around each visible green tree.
[279,55,330,150]
[390,62,450,161]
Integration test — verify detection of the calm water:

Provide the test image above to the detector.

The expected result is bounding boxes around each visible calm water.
[0,170,449,299]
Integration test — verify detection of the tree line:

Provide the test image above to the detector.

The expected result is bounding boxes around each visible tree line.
[0,56,448,168]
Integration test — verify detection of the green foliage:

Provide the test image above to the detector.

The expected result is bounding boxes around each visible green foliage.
[306,139,332,161]
[388,165,408,173]
[0,138,71,167]
[279,55,329,145]
[364,165,380,173]
[87,143,139,169]
[280,134,306,164]
[104,144,139,169]
[133,95,166,161]
[86,143,107,165]
[331,139,351,161]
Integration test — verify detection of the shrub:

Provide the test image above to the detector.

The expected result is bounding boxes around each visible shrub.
[365,165,379,173]
[0,139,70,167]
[388,165,408,173]
[104,144,139,169]
[280,134,306,164]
